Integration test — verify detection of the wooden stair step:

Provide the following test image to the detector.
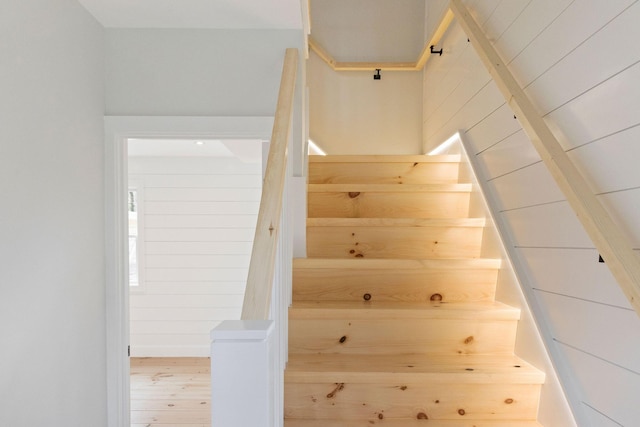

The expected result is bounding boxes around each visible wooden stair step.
[309,154,461,185]
[293,258,500,303]
[308,185,471,219]
[284,420,543,427]
[289,302,519,356]
[308,183,472,192]
[309,155,462,163]
[285,381,541,420]
[286,354,545,384]
[307,219,484,259]
[290,301,520,321]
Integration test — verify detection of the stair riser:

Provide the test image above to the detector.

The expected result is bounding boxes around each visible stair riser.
[293,268,498,303]
[308,192,470,218]
[309,162,460,185]
[289,319,517,355]
[285,382,541,420]
[307,226,483,259]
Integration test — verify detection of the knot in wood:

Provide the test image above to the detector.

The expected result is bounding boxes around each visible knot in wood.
[348,192,361,198]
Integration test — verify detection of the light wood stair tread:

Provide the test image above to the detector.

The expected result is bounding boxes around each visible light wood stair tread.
[290,301,520,321]
[294,257,501,270]
[307,217,486,227]
[286,353,545,384]
[308,183,472,192]
[309,154,461,163]
[285,420,543,427]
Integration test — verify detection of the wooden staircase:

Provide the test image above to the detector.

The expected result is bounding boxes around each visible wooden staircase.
[284,155,544,426]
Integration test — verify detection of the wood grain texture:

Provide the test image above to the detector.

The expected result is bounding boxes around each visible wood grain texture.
[293,258,499,303]
[306,224,483,259]
[308,191,471,219]
[309,161,460,184]
[130,357,210,426]
[242,48,298,320]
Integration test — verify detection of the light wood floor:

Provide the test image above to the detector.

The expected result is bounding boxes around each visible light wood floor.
[130,357,211,427]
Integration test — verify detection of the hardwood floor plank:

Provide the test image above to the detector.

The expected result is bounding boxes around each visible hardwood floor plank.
[130,357,211,426]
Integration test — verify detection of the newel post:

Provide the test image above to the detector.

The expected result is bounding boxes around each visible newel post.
[210,320,276,427]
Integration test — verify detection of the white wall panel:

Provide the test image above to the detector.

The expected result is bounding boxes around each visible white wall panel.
[480,0,531,42]
[599,188,640,248]
[526,2,640,115]
[130,173,261,188]
[536,291,640,371]
[145,214,257,229]
[130,308,240,322]
[518,247,630,308]
[129,156,261,356]
[423,27,475,120]
[544,60,640,150]
[465,103,520,154]
[145,187,261,202]
[493,0,572,65]
[477,130,541,178]
[146,254,250,269]
[491,162,565,211]
[568,125,640,194]
[424,1,640,424]
[145,201,259,215]
[428,80,506,148]
[502,201,593,248]
[145,228,255,242]
[559,343,640,427]
[146,241,253,255]
[509,0,636,87]
[145,268,248,282]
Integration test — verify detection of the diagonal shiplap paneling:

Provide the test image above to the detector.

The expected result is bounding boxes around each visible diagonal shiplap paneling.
[424,0,640,425]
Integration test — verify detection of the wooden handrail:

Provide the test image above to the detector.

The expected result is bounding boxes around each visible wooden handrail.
[309,8,454,72]
[449,0,640,317]
[241,48,298,320]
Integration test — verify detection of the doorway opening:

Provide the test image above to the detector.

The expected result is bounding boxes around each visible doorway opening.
[125,137,263,425]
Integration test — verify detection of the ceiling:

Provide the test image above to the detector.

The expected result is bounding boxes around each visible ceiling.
[77,0,303,29]
[128,139,263,163]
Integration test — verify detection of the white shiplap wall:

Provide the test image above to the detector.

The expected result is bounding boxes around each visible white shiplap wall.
[424,0,640,425]
[128,156,261,356]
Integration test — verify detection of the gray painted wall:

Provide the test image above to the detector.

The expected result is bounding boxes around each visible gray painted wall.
[423,0,640,425]
[0,0,106,425]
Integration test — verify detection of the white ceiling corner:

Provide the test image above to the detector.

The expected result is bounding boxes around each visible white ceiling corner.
[78,0,304,29]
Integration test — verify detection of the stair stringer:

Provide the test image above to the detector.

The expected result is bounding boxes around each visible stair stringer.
[441,131,577,427]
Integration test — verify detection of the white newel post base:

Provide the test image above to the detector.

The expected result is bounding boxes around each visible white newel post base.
[210,320,276,427]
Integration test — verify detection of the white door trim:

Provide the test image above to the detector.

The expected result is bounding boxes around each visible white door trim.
[104,116,274,427]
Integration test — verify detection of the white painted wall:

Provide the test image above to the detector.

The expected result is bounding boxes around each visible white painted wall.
[0,0,106,426]
[308,53,423,154]
[128,156,261,356]
[424,0,640,425]
[105,29,308,175]
[307,0,424,154]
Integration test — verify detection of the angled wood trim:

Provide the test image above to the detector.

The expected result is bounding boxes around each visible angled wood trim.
[241,48,298,320]
[416,8,455,69]
[450,0,640,317]
[308,8,454,72]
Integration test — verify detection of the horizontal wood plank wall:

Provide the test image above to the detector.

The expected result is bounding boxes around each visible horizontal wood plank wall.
[129,156,261,356]
[424,0,640,425]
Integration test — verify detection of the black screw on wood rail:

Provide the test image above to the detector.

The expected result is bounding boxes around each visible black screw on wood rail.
[430,45,443,56]
[374,69,381,80]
